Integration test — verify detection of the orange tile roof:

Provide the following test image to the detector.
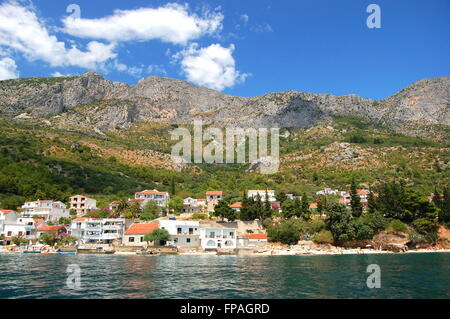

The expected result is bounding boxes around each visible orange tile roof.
[125,223,159,235]
[73,218,87,222]
[0,209,13,215]
[197,199,206,202]
[130,199,146,203]
[110,201,121,205]
[356,189,370,195]
[37,225,66,232]
[248,234,268,240]
[309,203,318,209]
[206,191,223,195]
[229,202,242,208]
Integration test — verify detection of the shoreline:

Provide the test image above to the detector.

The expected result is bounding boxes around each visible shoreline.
[2,248,450,257]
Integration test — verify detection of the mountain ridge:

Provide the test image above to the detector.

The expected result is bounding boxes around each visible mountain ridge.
[0,72,448,131]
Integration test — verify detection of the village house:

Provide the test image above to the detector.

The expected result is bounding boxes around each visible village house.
[1,211,45,243]
[0,209,16,237]
[316,188,348,197]
[21,200,69,222]
[159,220,201,248]
[69,195,97,217]
[199,221,238,250]
[247,190,276,202]
[134,189,170,207]
[124,223,159,247]
[70,218,127,244]
[205,191,223,213]
[183,197,207,213]
[36,225,67,238]
[109,201,121,211]
[229,202,242,213]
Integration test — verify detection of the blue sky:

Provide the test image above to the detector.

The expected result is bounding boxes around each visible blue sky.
[0,0,449,100]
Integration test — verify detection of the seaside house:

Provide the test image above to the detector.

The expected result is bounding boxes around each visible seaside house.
[0,209,16,237]
[229,202,242,213]
[109,201,121,211]
[183,197,207,213]
[70,218,126,244]
[134,189,170,208]
[36,225,67,238]
[199,221,238,250]
[124,223,159,247]
[69,195,97,217]
[21,200,69,222]
[247,190,276,202]
[159,220,200,248]
[205,191,223,213]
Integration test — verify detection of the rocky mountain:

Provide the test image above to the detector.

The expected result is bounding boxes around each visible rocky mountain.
[0,72,448,130]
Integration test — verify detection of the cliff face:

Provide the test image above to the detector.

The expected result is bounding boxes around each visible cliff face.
[0,72,448,129]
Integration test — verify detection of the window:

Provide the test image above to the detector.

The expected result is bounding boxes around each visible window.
[177,227,182,234]
[189,228,193,235]
[7,231,12,236]
[140,237,144,242]
[18,232,23,236]
[186,238,191,243]
[129,237,135,243]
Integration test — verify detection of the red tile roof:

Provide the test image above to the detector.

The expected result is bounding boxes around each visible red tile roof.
[229,202,242,208]
[125,223,159,235]
[73,218,87,222]
[248,234,268,240]
[206,191,223,196]
[130,199,146,203]
[309,203,318,209]
[37,225,66,232]
[0,209,13,215]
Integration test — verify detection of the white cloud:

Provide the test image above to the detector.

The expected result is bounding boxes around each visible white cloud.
[0,57,18,80]
[250,23,273,33]
[0,1,117,69]
[173,43,249,91]
[51,71,71,77]
[112,60,167,78]
[62,3,223,46]
[240,14,249,24]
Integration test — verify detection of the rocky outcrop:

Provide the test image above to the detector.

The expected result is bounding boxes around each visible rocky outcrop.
[1,72,448,129]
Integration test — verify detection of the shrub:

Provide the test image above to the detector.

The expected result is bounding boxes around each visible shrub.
[314,230,334,244]
[387,219,408,233]
[412,218,438,235]
[192,213,207,220]
[267,220,300,245]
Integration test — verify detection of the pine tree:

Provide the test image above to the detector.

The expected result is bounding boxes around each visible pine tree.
[170,178,176,195]
[439,187,450,224]
[263,191,273,219]
[367,187,377,214]
[350,178,363,217]
[254,194,264,220]
[300,193,310,220]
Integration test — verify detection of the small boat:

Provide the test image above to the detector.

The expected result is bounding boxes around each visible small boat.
[57,247,77,255]
[23,250,41,254]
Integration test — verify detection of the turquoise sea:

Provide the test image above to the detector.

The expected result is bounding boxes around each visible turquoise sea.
[0,253,449,299]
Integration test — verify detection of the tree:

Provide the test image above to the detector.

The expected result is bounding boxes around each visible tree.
[317,195,326,214]
[213,200,236,222]
[263,191,273,219]
[267,220,300,245]
[367,189,377,214]
[58,217,72,225]
[253,194,264,220]
[115,200,130,216]
[170,177,176,195]
[240,194,256,221]
[276,191,288,205]
[141,201,160,221]
[12,234,27,246]
[281,199,300,219]
[145,229,170,246]
[168,196,183,213]
[438,187,450,225]
[300,193,310,220]
[350,178,363,217]
[325,203,355,244]
[40,231,57,246]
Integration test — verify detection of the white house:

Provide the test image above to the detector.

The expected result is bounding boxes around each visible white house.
[21,200,69,222]
[247,190,276,202]
[183,197,207,213]
[159,220,200,248]
[199,221,238,250]
[229,202,242,212]
[134,189,170,207]
[70,218,126,244]
[69,195,97,217]
[0,209,16,236]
